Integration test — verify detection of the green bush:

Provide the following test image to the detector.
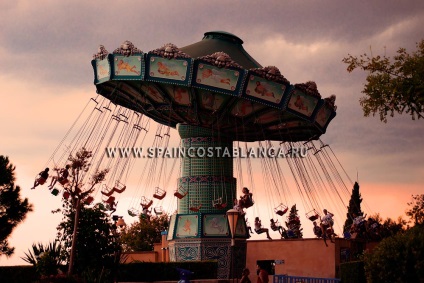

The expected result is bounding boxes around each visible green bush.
[364,225,424,283]
[0,266,37,283]
[117,261,218,282]
[340,261,366,283]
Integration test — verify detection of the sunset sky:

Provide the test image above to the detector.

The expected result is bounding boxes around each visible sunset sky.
[1,1,423,266]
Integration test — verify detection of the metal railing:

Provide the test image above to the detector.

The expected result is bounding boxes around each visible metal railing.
[274,274,341,283]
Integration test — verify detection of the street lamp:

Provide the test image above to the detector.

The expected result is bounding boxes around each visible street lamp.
[227,209,239,281]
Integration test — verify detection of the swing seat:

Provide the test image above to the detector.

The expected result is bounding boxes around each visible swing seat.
[38,177,47,185]
[128,208,139,217]
[101,185,114,197]
[84,196,94,205]
[153,187,167,200]
[140,197,153,209]
[113,181,126,193]
[51,188,59,196]
[274,204,288,216]
[63,191,70,199]
[154,206,163,215]
[212,198,227,209]
[255,229,264,235]
[214,202,227,209]
[306,209,320,221]
[189,201,202,212]
[59,178,69,186]
[174,187,188,199]
[105,196,115,205]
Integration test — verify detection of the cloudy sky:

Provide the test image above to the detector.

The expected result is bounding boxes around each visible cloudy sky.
[1,1,423,265]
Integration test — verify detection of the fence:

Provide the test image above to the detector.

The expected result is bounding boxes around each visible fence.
[274,274,341,283]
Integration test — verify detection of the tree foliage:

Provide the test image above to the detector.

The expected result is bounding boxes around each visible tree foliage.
[406,194,424,225]
[343,182,364,232]
[343,39,424,122]
[21,241,63,276]
[364,224,424,282]
[0,155,33,257]
[120,213,169,252]
[284,204,303,238]
[56,202,119,274]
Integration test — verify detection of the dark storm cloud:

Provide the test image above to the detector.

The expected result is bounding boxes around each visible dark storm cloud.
[1,0,423,87]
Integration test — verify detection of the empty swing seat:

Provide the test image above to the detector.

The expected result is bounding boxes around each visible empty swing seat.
[63,191,70,199]
[113,181,126,193]
[212,198,227,209]
[274,204,288,216]
[154,206,163,215]
[306,210,320,221]
[51,188,59,196]
[189,206,201,212]
[174,186,188,199]
[189,201,202,212]
[84,196,94,205]
[128,208,139,217]
[153,187,166,200]
[140,197,153,209]
[101,185,114,197]
[105,196,115,205]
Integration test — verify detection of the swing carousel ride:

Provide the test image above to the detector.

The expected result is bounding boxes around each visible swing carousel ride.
[34,31,361,279]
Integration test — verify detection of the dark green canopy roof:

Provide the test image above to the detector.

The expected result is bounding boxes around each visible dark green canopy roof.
[180,31,262,69]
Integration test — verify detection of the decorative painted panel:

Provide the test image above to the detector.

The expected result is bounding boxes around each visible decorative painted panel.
[93,58,111,84]
[287,89,319,118]
[203,214,229,236]
[111,55,144,80]
[175,214,199,238]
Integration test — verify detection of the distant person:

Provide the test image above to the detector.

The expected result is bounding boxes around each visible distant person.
[313,221,322,238]
[254,217,272,240]
[320,209,334,236]
[256,263,269,283]
[48,165,70,189]
[240,268,251,283]
[31,168,49,189]
[240,187,253,209]
[270,219,285,238]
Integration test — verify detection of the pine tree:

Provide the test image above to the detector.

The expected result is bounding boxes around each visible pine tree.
[343,182,363,232]
[0,155,33,256]
[285,204,303,238]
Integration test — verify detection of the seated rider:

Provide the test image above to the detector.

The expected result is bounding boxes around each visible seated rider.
[313,221,323,238]
[48,165,71,189]
[270,219,285,237]
[351,212,367,233]
[239,187,253,209]
[254,217,272,240]
[320,209,334,235]
[31,168,50,189]
[233,198,245,215]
